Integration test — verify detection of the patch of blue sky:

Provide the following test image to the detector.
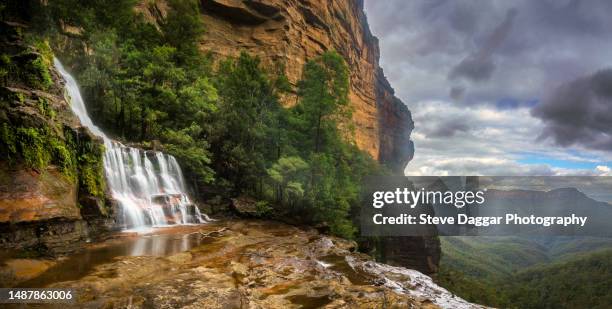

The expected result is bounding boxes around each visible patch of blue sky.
[495,97,538,109]
[517,152,608,170]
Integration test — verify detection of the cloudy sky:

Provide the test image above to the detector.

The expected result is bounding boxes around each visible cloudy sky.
[364,0,612,176]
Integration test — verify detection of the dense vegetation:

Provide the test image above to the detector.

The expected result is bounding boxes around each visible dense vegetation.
[505,249,612,309]
[3,0,385,238]
[437,236,612,308]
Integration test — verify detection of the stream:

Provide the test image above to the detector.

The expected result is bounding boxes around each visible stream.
[1,220,481,308]
[14,225,218,289]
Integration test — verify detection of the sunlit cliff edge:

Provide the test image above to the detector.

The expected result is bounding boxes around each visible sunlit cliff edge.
[139,0,415,173]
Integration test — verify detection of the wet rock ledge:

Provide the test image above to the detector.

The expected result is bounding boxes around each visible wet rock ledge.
[31,220,483,309]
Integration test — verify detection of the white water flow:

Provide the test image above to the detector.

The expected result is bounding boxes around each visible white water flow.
[54,58,210,231]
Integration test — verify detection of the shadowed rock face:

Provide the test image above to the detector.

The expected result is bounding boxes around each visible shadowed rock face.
[0,165,79,223]
[187,0,414,172]
[0,21,114,254]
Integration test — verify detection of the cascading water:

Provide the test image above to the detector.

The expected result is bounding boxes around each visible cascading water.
[54,58,209,230]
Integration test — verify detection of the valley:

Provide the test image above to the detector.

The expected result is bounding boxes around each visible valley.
[437,236,612,308]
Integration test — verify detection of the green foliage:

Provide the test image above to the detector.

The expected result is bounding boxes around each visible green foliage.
[285,52,379,238]
[0,122,105,199]
[210,52,283,192]
[265,52,380,237]
[0,53,10,83]
[35,0,216,188]
[0,40,53,89]
[73,136,106,199]
[30,39,54,67]
[49,134,75,174]
[160,0,205,64]
[206,50,380,239]
[25,56,53,89]
[504,249,612,309]
[1,123,17,157]
[207,50,383,238]
[42,0,137,34]
[14,127,51,169]
[162,125,215,184]
[254,201,273,217]
[267,156,309,204]
[25,1,385,240]
[439,236,550,279]
[437,267,510,306]
[36,97,55,119]
[293,51,351,153]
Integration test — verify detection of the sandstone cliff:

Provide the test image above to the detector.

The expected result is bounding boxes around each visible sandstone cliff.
[187,0,437,273]
[192,0,414,172]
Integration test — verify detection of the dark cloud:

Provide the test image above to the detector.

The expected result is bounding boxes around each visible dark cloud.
[448,9,517,83]
[420,0,449,19]
[426,120,470,138]
[365,0,612,106]
[450,86,465,100]
[532,69,612,151]
[528,0,612,36]
[449,57,495,82]
[447,3,478,34]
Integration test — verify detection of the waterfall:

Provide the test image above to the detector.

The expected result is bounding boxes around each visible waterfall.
[54,58,209,230]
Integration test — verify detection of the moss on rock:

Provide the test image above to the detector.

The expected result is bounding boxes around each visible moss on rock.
[1,22,108,211]
[0,123,105,201]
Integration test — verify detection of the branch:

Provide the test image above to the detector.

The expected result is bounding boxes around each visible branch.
[197,227,229,238]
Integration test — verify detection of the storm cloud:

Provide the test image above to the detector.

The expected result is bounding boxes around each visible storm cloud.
[448,8,517,83]
[426,119,470,138]
[450,86,465,100]
[364,0,612,175]
[365,0,612,105]
[533,69,612,151]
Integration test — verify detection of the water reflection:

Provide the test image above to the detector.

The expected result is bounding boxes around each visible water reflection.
[130,233,195,256]
[19,229,211,288]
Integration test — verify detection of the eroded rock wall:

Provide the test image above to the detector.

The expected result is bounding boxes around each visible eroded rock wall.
[193,0,414,171]
[0,21,114,254]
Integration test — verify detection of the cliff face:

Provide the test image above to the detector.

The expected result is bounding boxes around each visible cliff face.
[0,21,114,254]
[195,0,414,172]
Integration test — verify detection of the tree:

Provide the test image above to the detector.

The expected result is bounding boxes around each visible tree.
[279,51,367,238]
[160,0,205,65]
[211,52,284,193]
[293,51,350,154]
[267,156,308,205]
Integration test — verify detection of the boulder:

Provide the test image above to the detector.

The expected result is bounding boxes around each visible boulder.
[229,196,259,217]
